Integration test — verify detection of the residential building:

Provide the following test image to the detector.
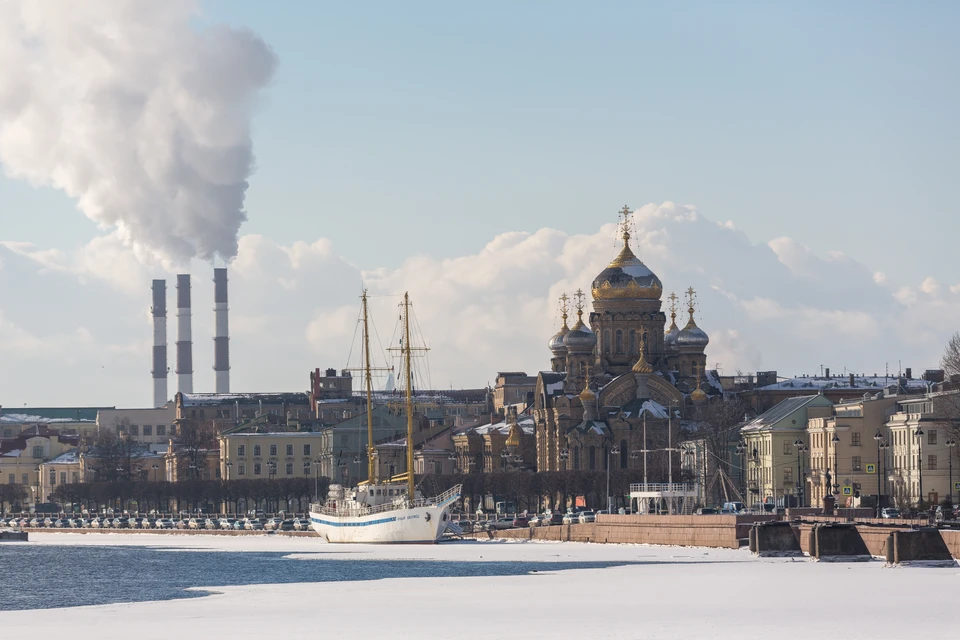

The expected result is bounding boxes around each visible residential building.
[175,392,313,433]
[493,372,536,413]
[219,427,324,483]
[1,407,101,444]
[0,426,80,506]
[805,392,910,509]
[885,391,960,508]
[740,394,833,509]
[453,407,535,473]
[96,406,176,447]
[309,367,354,404]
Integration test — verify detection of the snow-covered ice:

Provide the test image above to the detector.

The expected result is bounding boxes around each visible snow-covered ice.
[3,533,958,639]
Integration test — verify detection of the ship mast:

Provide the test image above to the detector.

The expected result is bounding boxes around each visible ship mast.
[362,290,375,483]
[403,291,415,501]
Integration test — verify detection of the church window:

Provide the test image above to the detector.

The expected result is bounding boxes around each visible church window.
[616,330,623,353]
[589,446,596,470]
[603,331,611,355]
[629,331,637,355]
[620,440,628,469]
[579,361,586,376]
[573,447,580,470]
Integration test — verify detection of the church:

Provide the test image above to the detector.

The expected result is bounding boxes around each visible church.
[534,206,715,473]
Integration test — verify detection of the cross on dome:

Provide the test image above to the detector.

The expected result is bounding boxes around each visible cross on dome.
[618,204,632,243]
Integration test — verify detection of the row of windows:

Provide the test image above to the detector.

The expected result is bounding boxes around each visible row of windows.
[236,444,312,457]
[48,471,80,485]
[8,473,30,484]
[601,329,644,356]
[118,424,169,437]
[234,462,310,476]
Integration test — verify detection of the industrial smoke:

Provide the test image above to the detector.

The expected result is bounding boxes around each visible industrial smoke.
[0,1,277,264]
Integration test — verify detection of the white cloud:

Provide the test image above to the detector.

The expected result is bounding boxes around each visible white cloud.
[2,201,959,406]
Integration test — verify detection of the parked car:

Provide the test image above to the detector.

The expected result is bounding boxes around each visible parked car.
[292,518,311,531]
[527,514,543,527]
[723,502,745,513]
[545,512,564,526]
[578,511,596,524]
[155,518,175,529]
[232,519,247,530]
[263,518,283,531]
[881,508,901,519]
[695,508,717,515]
[279,519,295,531]
[484,517,515,531]
[455,520,474,533]
[512,516,529,528]
[561,512,579,525]
[244,519,264,531]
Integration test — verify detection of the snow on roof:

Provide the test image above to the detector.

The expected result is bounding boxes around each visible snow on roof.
[758,375,929,391]
[45,449,80,464]
[0,413,93,424]
[639,400,668,419]
[545,381,564,395]
[471,417,535,437]
[1,449,23,458]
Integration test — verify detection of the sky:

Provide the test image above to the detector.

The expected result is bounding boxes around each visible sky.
[1,1,959,408]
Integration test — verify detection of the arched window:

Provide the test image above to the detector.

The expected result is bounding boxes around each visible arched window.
[629,330,637,355]
[589,446,596,470]
[579,361,586,376]
[616,330,623,353]
[573,447,581,470]
[603,331,611,354]
[620,439,628,469]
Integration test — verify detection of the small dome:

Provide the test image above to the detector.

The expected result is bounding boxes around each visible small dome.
[548,325,569,356]
[563,315,597,353]
[505,421,522,448]
[578,384,597,404]
[631,349,653,374]
[676,322,709,348]
[690,387,708,403]
[664,321,680,350]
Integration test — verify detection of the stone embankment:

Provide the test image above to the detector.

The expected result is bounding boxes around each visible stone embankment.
[20,527,318,537]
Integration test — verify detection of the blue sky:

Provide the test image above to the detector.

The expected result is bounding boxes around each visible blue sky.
[2,1,959,405]
[5,1,959,278]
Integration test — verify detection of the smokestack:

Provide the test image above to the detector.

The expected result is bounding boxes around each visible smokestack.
[176,274,193,394]
[151,280,168,408]
[213,268,230,393]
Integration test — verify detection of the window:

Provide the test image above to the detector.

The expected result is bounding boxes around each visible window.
[928,455,937,470]
[303,444,311,455]
[286,444,294,456]
[629,330,637,355]
[21,473,28,484]
[433,461,442,474]
[237,445,246,457]
[253,463,261,476]
[60,472,67,485]
[850,432,861,446]
[589,446,596,471]
[238,464,246,476]
[130,425,139,436]
[603,331,611,354]
[269,444,278,456]
[32,445,43,459]
[615,330,623,353]
[928,430,937,445]
[143,425,152,436]
[8,474,14,484]
[285,463,293,475]
[253,445,261,456]
[71,472,79,483]
[573,447,581,470]
[49,470,57,486]
[852,456,862,472]
[157,425,166,436]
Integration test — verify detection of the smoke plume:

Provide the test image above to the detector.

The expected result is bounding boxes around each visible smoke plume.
[0,0,277,263]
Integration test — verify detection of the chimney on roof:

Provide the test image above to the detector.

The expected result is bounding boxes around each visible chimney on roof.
[213,268,230,394]
[176,274,193,394]
[849,373,855,387]
[151,279,168,408]
[825,368,830,379]
[905,367,912,380]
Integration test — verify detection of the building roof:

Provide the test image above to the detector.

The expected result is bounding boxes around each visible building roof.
[470,417,535,437]
[740,395,831,433]
[0,407,109,421]
[179,392,311,407]
[757,375,929,393]
[44,449,80,465]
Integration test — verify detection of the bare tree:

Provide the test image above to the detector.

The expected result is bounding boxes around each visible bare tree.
[175,420,217,480]
[691,398,749,505]
[89,430,144,482]
[941,332,960,378]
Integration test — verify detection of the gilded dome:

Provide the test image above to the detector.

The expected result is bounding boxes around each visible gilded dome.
[631,348,653,374]
[505,421,522,448]
[690,386,708,403]
[591,234,662,302]
[578,383,597,403]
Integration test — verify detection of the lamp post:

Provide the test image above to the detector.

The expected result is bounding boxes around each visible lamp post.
[735,441,746,500]
[34,466,41,509]
[606,444,621,513]
[879,440,889,507]
[946,438,956,507]
[914,428,924,507]
[830,433,840,497]
[873,431,884,517]
[313,456,322,502]
[793,438,807,507]
[559,448,569,471]
[152,464,160,483]
[752,447,758,509]
[267,461,277,514]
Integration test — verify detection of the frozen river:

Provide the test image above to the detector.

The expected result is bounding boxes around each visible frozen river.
[2,533,957,639]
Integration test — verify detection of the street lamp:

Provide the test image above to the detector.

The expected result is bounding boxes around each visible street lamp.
[830,433,840,496]
[152,464,160,483]
[879,440,889,507]
[34,466,41,508]
[873,431,884,517]
[735,441,746,498]
[914,428,924,507]
[793,438,807,507]
[606,444,621,513]
[559,448,569,471]
[946,438,957,507]
[313,456,322,502]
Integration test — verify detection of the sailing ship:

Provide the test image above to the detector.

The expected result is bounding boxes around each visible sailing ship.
[309,291,462,543]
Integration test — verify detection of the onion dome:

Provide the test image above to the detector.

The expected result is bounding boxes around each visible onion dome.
[592,209,662,302]
[676,288,709,349]
[563,296,597,353]
[549,299,570,357]
[631,347,653,374]
[664,293,680,350]
[578,382,597,404]
[505,421,522,448]
[690,386,708,403]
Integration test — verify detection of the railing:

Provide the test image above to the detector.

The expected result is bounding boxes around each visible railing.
[310,484,462,518]
[629,482,697,493]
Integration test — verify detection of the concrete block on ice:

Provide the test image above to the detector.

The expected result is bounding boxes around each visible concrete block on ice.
[749,521,802,557]
[811,524,870,562]
[0,530,28,541]
[884,528,957,567]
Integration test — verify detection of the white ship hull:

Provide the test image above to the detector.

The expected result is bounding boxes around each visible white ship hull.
[310,485,461,544]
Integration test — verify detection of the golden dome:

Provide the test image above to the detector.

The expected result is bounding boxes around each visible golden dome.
[578,383,597,404]
[505,421,522,448]
[591,211,662,302]
[691,387,708,403]
[631,348,653,374]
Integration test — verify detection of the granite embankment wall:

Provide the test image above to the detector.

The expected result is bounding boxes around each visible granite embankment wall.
[470,516,960,558]
[469,514,777,549]
[21,528,319,537]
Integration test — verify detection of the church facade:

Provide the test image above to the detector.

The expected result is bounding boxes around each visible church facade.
[535,206,714,473]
